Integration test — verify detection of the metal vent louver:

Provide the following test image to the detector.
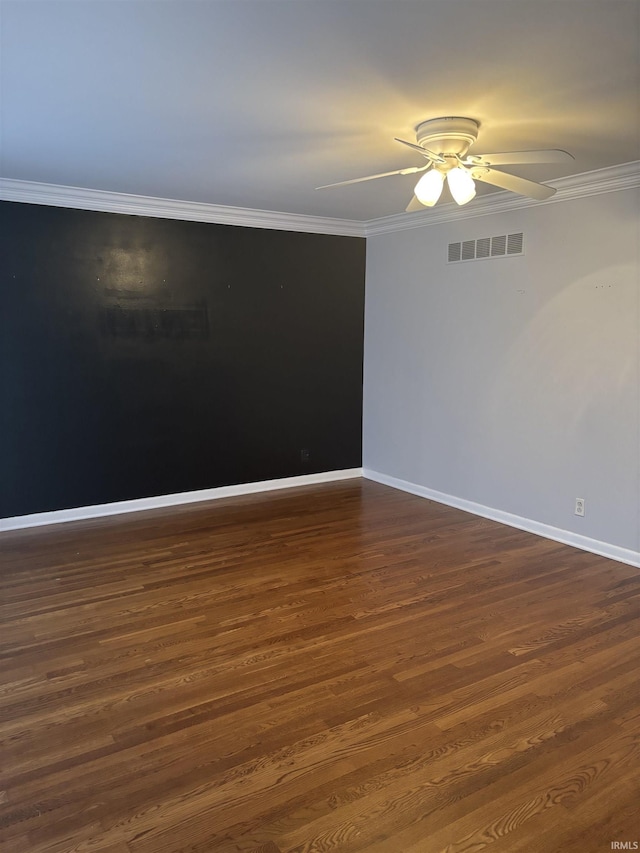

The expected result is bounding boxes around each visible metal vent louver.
[448,242,461,262]
[491,235,507,256]
[448,232,524,263]
[476,237,491,258]
[507,232,524,254]
[461,240,475,261]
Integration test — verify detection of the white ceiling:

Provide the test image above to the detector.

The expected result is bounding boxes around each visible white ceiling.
[1,0,639,222]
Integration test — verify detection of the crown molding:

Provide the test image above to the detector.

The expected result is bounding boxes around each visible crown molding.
[2,161,637,239]
[0,178,367,238]
[364,160,640,236]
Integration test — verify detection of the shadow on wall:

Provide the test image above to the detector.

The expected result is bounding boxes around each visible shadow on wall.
[478,263,638,543]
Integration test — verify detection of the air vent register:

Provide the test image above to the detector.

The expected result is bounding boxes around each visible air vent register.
[448,232,524,263]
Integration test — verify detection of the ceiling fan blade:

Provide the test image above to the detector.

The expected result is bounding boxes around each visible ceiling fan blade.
[465,149,574,167]
[316,164,426,190]
[394,138,446,164]
[471,167,556,200]
[405,195,425,213]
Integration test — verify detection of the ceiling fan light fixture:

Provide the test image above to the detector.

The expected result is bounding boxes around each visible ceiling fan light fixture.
[447,166,476,205]
[317,116,572,210]
[414,168,444,206]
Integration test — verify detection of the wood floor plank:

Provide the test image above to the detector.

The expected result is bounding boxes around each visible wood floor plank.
[1,480,638,852]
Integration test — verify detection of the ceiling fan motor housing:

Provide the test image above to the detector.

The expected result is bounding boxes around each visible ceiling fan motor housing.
[415,116,479,158]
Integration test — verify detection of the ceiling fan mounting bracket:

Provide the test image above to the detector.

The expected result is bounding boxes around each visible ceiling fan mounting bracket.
[415,117,479,157]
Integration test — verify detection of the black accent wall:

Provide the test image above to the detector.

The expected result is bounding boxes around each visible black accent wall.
[0,202,365,518]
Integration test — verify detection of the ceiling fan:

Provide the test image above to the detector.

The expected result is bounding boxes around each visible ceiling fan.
[317,117,574,212]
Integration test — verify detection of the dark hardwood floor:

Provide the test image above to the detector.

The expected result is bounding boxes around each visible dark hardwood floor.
[1,479,638,853]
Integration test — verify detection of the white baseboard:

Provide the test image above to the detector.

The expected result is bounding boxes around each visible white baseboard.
[363,468,640,569]
[0,468,363,532]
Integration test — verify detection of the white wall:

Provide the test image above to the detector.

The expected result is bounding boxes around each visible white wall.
[363,188,639,560]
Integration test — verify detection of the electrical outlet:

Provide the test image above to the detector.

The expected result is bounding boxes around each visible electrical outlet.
[300,448,310,462]
[575,498,585,517]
